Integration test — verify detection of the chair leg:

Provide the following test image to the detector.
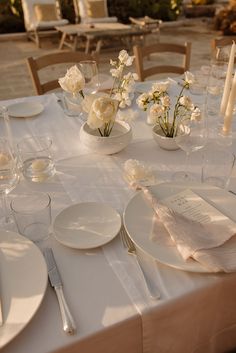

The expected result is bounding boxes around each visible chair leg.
[35,30,41,48]
[58,32,66,50]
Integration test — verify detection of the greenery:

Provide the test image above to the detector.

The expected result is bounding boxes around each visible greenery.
[191,0,215,4]
[108,0,183,22]
[0,0,183,33]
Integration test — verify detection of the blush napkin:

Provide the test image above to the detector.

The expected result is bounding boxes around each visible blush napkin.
[134,183,236,272]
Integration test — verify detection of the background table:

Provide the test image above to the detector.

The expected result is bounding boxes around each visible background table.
[56,23,152,53]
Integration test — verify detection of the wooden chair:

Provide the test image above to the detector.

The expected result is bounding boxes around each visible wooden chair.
[211,37,236,61]
[133,42,192,81]
[26,51,99,95]
[73,0,117,24]
[211,36,236,52]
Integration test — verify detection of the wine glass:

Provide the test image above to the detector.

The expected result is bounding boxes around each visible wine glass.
[173,115,207,181]
[78,60,100,95]
[0,137,19,226]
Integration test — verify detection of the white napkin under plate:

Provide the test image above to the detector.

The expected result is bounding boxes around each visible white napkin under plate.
[141,185,236,272]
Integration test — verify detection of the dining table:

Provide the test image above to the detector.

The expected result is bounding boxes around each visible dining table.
[1,79,236,353]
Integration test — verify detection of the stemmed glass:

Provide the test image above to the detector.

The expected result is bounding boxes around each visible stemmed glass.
[206,46,229,135]
[79,60,100,95]
[0,137,19,226]
[173,114,207,181]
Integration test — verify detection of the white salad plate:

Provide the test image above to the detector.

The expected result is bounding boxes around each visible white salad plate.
[7,102,44,118]
[123,182,236,273]
[0,230,47,349]
[53,202,121,249]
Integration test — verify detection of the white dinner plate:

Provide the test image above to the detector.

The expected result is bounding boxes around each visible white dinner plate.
[123,182,236,273]
[53,202,121,249]
[7,102,44,118]
[0,230,47,348]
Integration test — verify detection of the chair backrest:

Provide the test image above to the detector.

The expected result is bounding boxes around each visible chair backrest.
[73,0,117,24]
[211,37,236,61]
[21,0,63,31]
[133,42,192,81]
[26,51,99,95]
[211,37,236,51]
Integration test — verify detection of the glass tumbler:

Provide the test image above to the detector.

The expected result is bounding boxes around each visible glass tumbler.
[17,136,55,182]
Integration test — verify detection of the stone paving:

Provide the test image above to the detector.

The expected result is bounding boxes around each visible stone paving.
[0,17,222,101]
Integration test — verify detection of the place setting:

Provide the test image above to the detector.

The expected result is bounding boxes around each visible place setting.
[3,12,236,352]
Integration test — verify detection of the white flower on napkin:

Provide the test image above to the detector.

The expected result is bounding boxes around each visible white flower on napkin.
[124,159,154,184]
[58,65,85,97]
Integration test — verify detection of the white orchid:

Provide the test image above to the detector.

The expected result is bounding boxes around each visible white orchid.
[58,65,85,97]
[118,50,135,66]
[179,95,194,110]
[136,72,201,138]
[184,71,195,86]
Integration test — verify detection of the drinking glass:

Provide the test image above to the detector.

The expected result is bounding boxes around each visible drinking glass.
[17,136,55,182]
[173,115,207,181]
[0,137,19,226]
[79,60,100,95]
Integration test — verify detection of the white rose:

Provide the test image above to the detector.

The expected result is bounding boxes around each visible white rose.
[58,65,85,95]
[191,107,202,121]
[118,50,134,66]
[81,93,108,113]
[87,97,118,129]
[149,103,164,118]
[179,95,194,110]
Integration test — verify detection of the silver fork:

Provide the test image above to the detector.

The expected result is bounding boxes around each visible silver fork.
[120,226,160,300]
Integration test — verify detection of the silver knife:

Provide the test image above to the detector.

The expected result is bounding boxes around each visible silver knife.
[43,248,76,335]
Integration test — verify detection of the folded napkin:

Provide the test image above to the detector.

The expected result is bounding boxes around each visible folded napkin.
[137,184,236,272]
[123,159,236,272]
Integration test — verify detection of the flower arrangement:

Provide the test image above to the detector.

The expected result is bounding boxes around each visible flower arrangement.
[58,50,137,137]
[85,50,138,137]
[136,71,202,138]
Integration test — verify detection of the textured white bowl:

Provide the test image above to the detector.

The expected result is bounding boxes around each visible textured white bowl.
[80,121,132,155]
[152,125,179,151]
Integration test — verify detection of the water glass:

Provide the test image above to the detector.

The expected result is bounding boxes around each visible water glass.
[62,91,84,117]
[201,146,235,189]
[11,192,51,244]
[79,60,100,95]
[17,136,55,182]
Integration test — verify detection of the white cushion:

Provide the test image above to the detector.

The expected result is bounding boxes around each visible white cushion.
[78,0,117,23]
[82,16,118,24]
[21,0,68,31]
[36,19,69,29]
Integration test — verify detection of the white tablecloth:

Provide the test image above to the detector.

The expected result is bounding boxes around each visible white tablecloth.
[1,91,236,353]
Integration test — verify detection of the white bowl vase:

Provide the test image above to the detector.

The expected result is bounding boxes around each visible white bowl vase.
[80,121,132,155]
[152,125,180,151]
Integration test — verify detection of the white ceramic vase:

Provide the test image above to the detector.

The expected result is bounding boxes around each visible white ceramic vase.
[80,121,132,155]
[152,125,180,151]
